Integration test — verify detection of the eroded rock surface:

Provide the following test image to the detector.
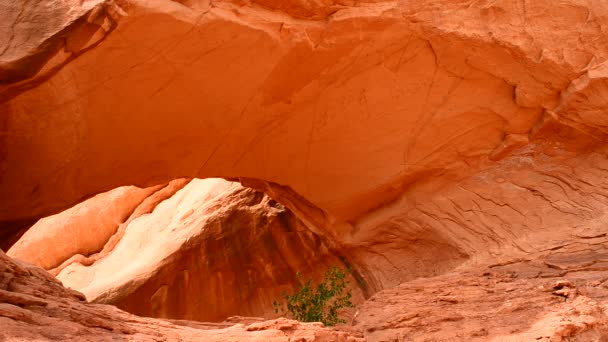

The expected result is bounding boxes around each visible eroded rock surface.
[3,0,608,341]
[9,139,608,340]
[343,135,608,340]
[8,183,165,270]
[10,178,362,322]
[356,228,608,341]
[2,0,608,301]
[0,250,363,341]
[2,0,608,238]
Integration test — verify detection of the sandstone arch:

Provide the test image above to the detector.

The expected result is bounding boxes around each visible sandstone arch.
[3,1,608,338]
[3,0,608,234]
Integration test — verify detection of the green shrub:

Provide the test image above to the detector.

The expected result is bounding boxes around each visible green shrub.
[273,267,354,326]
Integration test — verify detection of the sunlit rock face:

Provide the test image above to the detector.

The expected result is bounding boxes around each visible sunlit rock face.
[9,178,361,322]
[8,184,166,270]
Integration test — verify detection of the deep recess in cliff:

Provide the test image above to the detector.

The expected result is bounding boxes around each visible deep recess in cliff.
[2,0,608,340]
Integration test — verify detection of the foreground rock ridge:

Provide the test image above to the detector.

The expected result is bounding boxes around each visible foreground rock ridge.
[0,249,364,341]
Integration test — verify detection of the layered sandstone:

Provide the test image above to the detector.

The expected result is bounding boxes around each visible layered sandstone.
[4,0,608,293]
[2,0,608,341]
[2,0,608,238]
[8,138,608,340]
[356,227,608,341]
[9,178,362,322]
[4,200,608,342]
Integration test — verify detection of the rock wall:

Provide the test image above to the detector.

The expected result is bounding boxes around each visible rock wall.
[9,178,362,322]
[2,0,607,238]
[3,0,608,340]
[11,131,608,327]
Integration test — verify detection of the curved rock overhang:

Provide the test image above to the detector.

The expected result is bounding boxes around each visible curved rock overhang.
[1,0,608,247]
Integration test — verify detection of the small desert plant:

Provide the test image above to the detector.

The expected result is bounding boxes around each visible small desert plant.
[273,266,354,326]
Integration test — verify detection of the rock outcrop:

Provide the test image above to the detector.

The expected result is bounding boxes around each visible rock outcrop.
[8,183,166,270]
[9,178,362,322]
[0,249,363,341]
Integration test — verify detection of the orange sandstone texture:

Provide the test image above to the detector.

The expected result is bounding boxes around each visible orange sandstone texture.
[8,184,165,270]
[10,178,362,322]
[356,230,608,341]
[7,141,608,341]
[2,0,608,341]
[2,0,608,235]
[4,0,608,293]
[4,174,608,341]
